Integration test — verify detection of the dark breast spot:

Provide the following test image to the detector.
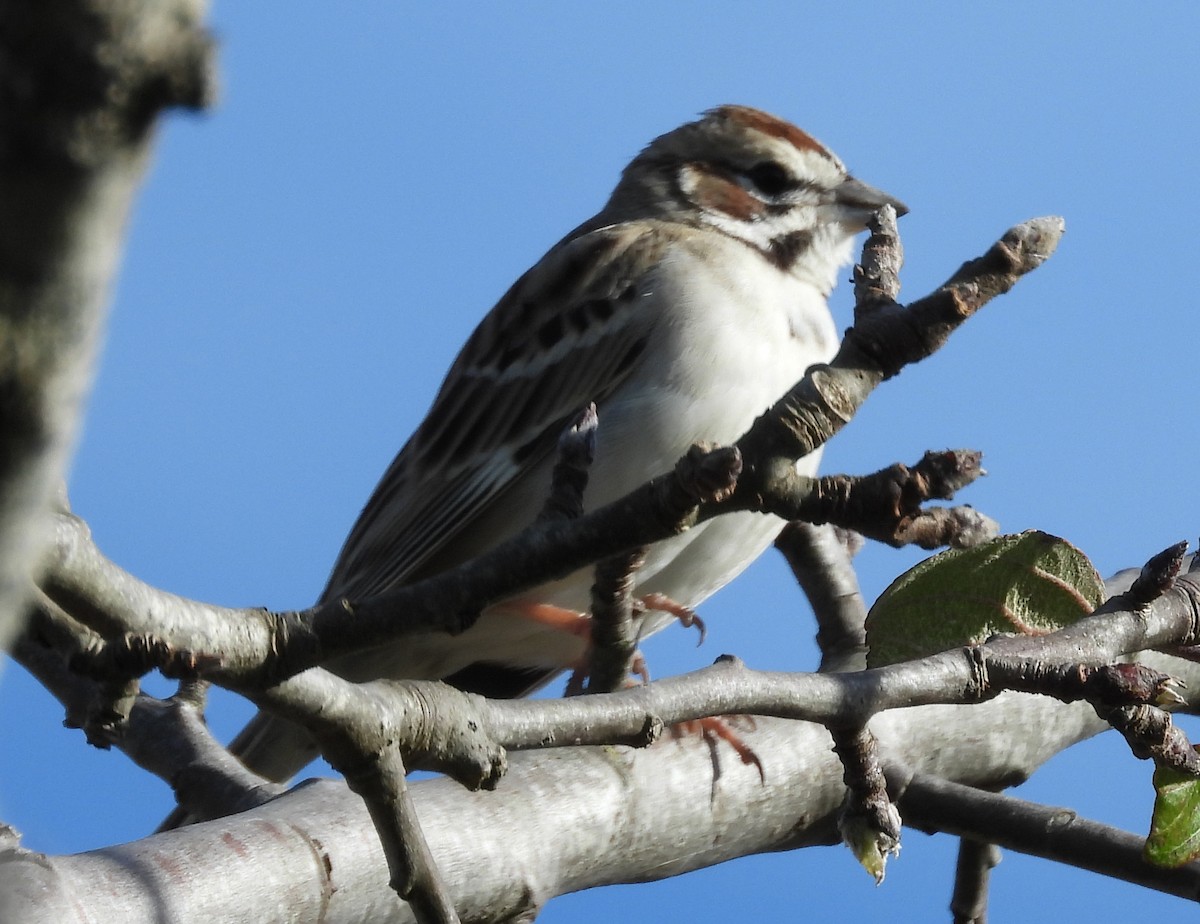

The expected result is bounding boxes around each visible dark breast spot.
[768,230,814,270]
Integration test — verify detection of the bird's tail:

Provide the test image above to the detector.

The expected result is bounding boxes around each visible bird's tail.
[226,711,323,783]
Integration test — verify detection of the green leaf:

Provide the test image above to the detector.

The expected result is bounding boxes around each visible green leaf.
[1146,761,1200,867]
[865,531,1104,668]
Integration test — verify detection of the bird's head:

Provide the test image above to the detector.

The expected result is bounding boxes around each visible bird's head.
[611,105,907,292]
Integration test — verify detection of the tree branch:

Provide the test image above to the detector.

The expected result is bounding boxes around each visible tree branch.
[7,646,1197,924]
[950,838,1001,924]
[775,522,870,672]
[0,0,214,646]
[898,771,1200,900]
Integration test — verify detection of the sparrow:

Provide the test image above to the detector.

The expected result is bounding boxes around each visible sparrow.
[229,105,906,784]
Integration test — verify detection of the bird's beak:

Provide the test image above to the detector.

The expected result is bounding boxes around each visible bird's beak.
[836,176,909,217]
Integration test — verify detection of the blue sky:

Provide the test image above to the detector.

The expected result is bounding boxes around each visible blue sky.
[3,3,1199,919]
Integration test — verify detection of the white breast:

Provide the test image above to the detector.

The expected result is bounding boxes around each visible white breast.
[341,232,840,682]
[448,234,838,670]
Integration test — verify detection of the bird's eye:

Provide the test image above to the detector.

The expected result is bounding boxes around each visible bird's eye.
[745,161,792,197]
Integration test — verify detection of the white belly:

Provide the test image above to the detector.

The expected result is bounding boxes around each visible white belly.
[348,237,839,680]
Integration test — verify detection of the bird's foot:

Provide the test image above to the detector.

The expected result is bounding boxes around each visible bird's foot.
[635,592,706,645]
[674,715,765,783]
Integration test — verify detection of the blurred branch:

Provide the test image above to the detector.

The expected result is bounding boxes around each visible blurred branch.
[0,0,214,646]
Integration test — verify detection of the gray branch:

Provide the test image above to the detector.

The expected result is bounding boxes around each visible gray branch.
[6,654,1197,923]
[0,0,213,646]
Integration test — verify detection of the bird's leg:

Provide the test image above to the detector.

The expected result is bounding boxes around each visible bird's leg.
[501,596,705,645]
[496,596,697,692]
[563,652,649,696]
[639,593,758,781]
[508,602,593,638]
[504,599,759,775]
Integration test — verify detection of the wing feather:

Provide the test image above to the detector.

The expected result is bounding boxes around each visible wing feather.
[320,222,673,602]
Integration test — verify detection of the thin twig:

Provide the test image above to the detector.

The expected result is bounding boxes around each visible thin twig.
[831,724,901,883]
[586,548,646,693]
[951,839,1001,924]
[335,743,461,924]
[897,770,1200,900]
[774,522,869,672]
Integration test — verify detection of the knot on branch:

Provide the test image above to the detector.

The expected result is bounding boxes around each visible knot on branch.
[63,677,139,749]
[1107,705,1200,772]
[838,319,919,384]
[638,713,666,746]
[963,646,991,700]
[677,443,742,503]
[74,632,219,681]
[260,608,331,684]
[1082,663,1187,713]
[318,681,508,793]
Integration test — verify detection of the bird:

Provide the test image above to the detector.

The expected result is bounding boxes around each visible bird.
[228,105,906,785]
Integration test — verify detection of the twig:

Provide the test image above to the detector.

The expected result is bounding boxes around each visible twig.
[951,839,1001,924]
[538,403,597,523]
[731,216,1065,500]
[831,724,901,884]
[977,547,1199,776]
[330,740,461,924]
[774,522,869,672]
[897,770,1200,900]
[586,548,646,693]
[13,629,284,826]
[766,449,990,547]
[853,204,905,309]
